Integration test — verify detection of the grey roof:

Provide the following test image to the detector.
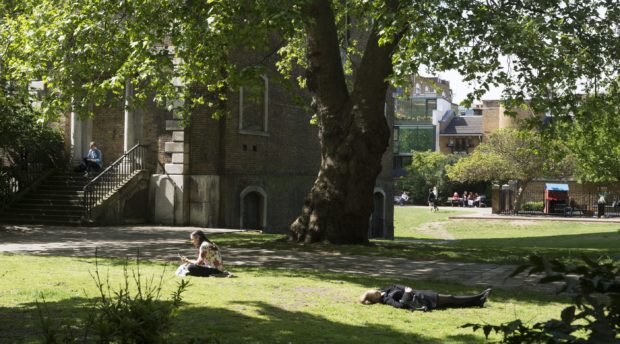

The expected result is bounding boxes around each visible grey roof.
[441,116,483,135]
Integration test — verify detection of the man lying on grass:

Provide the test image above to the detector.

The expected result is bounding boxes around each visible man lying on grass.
[360,285,491,311]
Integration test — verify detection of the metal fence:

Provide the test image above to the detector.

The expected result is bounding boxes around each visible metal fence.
[0,151,55,210]
[499,189,620,217]
[83,144,147,217]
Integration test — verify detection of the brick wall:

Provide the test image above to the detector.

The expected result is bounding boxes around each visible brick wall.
[86,98,171,170]
[482,104,500,140]
[219,80,319,176]
[218,174,316,232]
[141,102,172,170]
[188,105,222,175]
[92,107,125,164]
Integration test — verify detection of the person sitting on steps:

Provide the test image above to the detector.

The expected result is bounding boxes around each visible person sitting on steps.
[360,284,492,311]
[75,141,102,178]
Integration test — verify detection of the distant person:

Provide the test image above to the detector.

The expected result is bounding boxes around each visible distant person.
[428,188,438,212]
[75,141,102,178]
[473,193,484,207]
[176,230,231,277]
[462,191,468,207]
[467,192,475,207]
[597,194,607,218]
[360,285,492,311]
[399,191,409,206]
[452,192,459,207]
[564,197,577,217]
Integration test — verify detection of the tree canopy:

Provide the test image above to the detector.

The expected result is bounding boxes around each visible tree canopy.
[545,95,620,184]
[447,128,574,210]
[396,151,468,204]
[2,0,619,243]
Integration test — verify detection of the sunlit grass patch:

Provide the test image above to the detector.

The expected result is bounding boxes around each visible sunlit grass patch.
[1,254,571,343]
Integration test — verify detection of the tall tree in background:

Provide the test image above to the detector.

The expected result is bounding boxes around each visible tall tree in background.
[0,2,63,165]
[2,0,619,243]
[446,128,574,211]
[397,151,462,205]
[547,95,620,185]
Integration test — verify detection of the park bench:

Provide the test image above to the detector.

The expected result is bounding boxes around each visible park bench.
[446,197,460,206]
[564,203,590,217]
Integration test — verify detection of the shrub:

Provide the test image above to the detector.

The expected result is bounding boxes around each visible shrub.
[521,201,544,212]
[462,254,620,343]
[36,255,190,343]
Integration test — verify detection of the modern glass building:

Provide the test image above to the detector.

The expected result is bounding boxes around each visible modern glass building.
[392,76,456,177]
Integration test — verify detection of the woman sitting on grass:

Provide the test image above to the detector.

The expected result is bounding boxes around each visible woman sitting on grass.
[360,285,491,311]
[176,230,232,277]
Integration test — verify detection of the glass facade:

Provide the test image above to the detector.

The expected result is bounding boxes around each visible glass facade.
[394,126,435,154]
[394,98,433,122]
[393,155,413,169]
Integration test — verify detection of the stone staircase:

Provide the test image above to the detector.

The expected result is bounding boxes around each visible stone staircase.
[0,173,87,225]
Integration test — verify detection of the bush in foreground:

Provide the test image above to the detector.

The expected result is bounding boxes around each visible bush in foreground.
[463,255,619,343]
[37,256,190,343]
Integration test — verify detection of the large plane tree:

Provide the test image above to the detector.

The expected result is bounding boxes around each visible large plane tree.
[3,0,619,243]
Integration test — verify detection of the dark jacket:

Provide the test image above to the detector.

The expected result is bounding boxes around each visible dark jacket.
[428,192,436,203]
[379,285,438,311]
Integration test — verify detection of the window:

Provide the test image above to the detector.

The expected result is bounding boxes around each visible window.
[394,98,430,122]
[239,75,268,134]
[393,155,413,169]
[426,99,437,116]
[393,128,399,153]
[395,126,435,153]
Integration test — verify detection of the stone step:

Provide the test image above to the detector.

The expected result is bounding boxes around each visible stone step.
[40,178,88,184]
[40,180,89,186]
[9,204,84,212]
[10,205,84,215]
[22,194,83,201]
[0,216,83,226]
[29,189,84,195]
[2,167,139,226]
[17,198,84,207]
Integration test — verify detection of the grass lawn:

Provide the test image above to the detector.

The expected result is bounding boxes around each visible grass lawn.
[0,254,571,343]
[209,208,620,265]
[392,207,620,264]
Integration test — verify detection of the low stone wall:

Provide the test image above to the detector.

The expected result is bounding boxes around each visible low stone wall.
[90,170,151,225]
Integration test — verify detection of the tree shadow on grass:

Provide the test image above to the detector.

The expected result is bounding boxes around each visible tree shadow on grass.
[0,297,96,343]
[0,264,570,344]
[238,267,570,306]
[0,280,558,344]
[174,300,451,344]
[379,230,620,264]
[2,297,452,344]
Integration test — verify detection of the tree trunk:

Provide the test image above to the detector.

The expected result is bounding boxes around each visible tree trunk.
[290,0,403,244]
[513,179,531,214]
[290,104,391,244]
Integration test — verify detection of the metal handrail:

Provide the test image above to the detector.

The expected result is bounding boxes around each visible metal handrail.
[1,151,56,211]
[82,143,147,217]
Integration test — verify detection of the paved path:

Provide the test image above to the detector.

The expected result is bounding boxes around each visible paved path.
[0,224,553,293]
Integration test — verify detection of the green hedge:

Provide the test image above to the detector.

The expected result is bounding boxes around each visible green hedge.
[521,201,544,212]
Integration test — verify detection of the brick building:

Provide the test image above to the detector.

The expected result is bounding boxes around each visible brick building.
[63,75,395,237]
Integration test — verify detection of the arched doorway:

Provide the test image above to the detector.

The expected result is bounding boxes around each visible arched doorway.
[370,188,385,238]
[240,186,267,230]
